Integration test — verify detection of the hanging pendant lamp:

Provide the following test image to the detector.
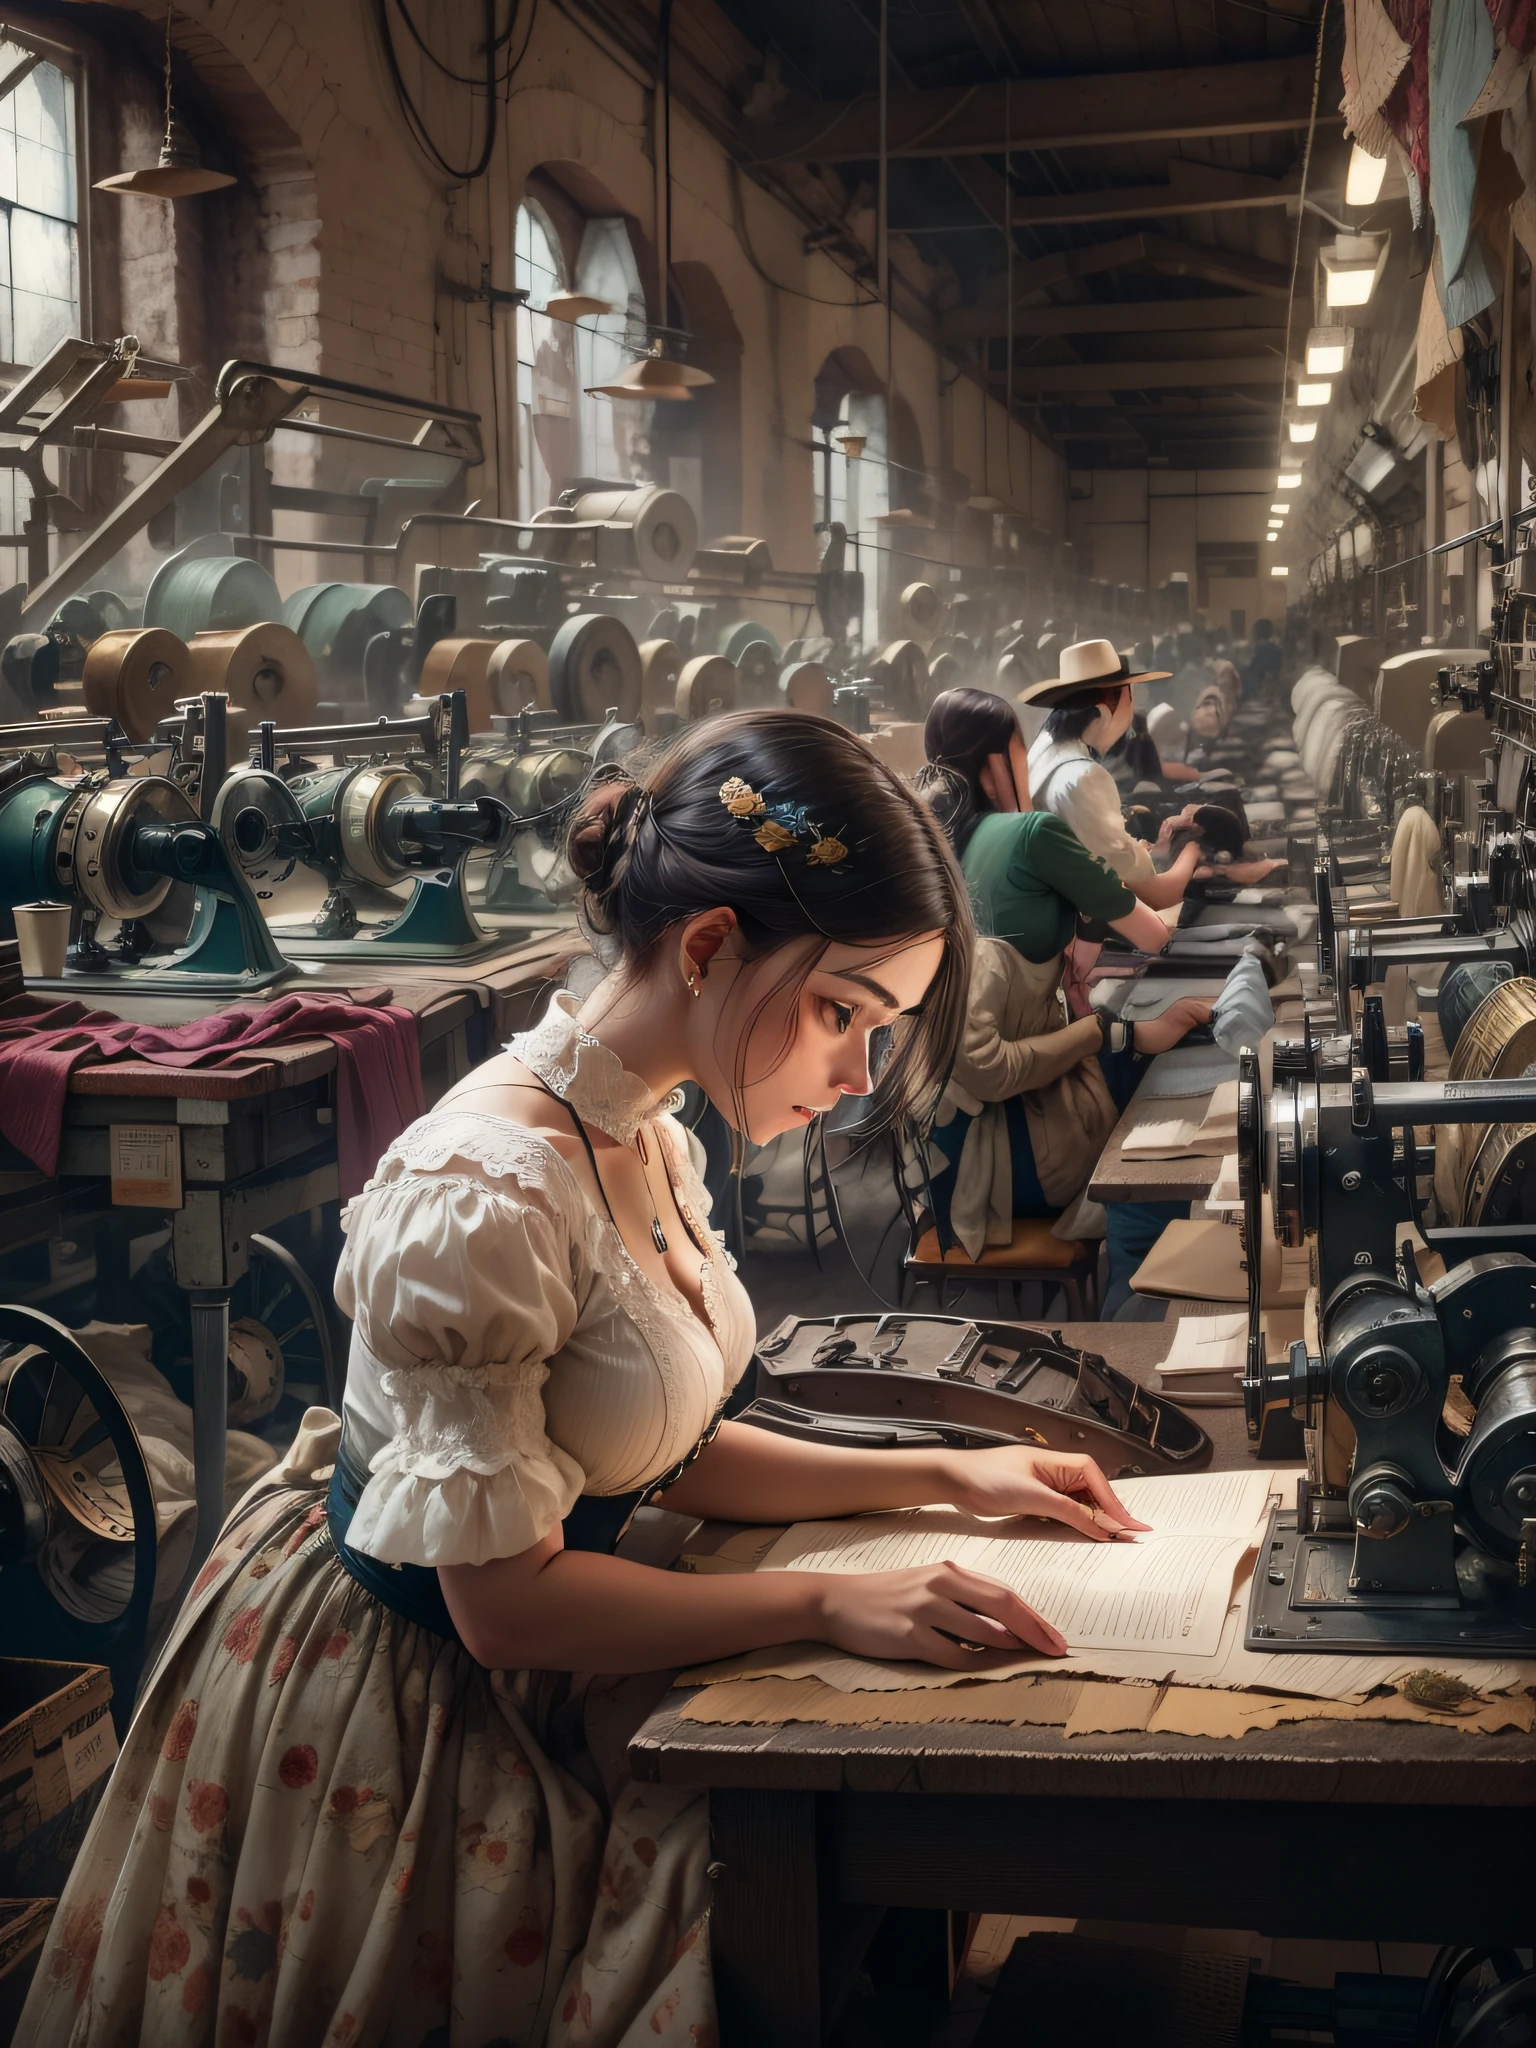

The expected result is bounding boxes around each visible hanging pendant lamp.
[96,7,235,197]
[585,345,714,403]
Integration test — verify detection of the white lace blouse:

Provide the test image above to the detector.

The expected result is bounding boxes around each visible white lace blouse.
[333,992,756,1567]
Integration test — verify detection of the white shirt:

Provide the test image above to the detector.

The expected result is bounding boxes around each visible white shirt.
[334,993,754,1567]
[1027,729,1157,887]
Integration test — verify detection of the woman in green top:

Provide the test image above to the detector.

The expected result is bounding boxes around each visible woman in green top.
[916,690,1210,1306]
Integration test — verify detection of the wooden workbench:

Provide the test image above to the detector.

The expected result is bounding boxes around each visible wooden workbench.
[628,1321,1536,2045]
[0,929,581,1575]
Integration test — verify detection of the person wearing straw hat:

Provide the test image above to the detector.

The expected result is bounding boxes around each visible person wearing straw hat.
[1019,638,1203,911]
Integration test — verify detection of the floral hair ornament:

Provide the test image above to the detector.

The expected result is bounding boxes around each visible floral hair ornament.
[718,777,850,868]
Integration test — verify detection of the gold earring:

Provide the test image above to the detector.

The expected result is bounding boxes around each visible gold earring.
[684,969,702,998]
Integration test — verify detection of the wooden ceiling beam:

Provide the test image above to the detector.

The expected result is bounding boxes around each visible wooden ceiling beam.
[994,355,1284,394]
[1011,161,1302,228]
[944,293,1278,341]
[746,54,1325,162]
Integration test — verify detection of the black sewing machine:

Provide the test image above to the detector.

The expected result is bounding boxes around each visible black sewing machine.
[739,1313,1211,1477]
[1237,1028,1536,1655]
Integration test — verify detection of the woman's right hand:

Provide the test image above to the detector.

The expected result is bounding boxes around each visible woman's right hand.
[810,1562,1067,1669]
[1132,996,1214,1055]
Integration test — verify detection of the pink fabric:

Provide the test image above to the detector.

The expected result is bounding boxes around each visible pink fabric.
[0,991,424,1197]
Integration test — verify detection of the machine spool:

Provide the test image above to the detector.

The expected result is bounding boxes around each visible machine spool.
[487,637,550,714]
[185,624,320,746]
[780,661,834,718]
[729,629,782,707]
[559,485,698,583]
[282,583,412,689]
[878,639,930,720]
[503,748,590,818]
[418,637,498,731]
[928,651,962,692]
[1443,977,1536,1226]
[548,613,643,725]
[674,653,737,723]
[638,637,682,720]
[81,627,190,742]
[899,580,942,637]
[144,553,283,641]
[85,590,135,632]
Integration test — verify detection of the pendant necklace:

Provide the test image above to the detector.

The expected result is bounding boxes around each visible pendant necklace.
[634,1124,669,1253]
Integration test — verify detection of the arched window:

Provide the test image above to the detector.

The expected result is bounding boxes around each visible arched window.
[573,218,649,487]
[822,390,888,651]
[513,201,575,515]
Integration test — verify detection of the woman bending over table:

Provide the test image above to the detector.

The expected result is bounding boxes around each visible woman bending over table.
[23,711,1145,2048]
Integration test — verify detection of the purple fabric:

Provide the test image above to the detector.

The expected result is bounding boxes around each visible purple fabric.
[0,991,424,1196]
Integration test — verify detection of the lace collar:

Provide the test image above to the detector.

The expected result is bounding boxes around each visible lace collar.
[507,990,681,1147]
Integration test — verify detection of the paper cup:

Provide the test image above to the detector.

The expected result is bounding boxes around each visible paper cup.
[13,902,73,979]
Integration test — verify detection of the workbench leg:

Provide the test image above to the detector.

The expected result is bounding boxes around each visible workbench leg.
[710,1789,823,2047]
[187,1289,230,1572]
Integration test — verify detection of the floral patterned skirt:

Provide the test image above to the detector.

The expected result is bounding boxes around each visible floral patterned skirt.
[20,1458,716,2048]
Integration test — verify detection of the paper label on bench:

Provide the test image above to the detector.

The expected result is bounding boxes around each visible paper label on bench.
[110,1124,183,1207]
[62,1710,117,1803]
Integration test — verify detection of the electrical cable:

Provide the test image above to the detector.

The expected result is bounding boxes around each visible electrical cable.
[375,0,499,183]
[390,0,520,84]
[1275,0,1328,478]
[727,160,882,308]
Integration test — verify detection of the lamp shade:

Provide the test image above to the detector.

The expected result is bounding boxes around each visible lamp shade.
[1305,326,1350,376]
[1296,381,1332,407]
[585,354,715,402]
[1345,143,1388,207]
[96,127,234,197]
[1321,233,1388,308]
[542,292,613,323]
[1288,418,1319,443]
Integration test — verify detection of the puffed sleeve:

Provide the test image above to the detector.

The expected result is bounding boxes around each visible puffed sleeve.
[1054,758,1157,888]
[334,1171,587,1566]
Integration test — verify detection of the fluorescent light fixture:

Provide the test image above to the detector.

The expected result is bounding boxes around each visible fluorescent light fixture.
[1271,502,1290,514]
[1345,143,1388,208]
[1288,418,1319,443]
[1297,381,1332,406]
[1305,326,1350,376]
[1278,470,1302,488]
[1321,232,1388,307]
[1271,564,1289,577]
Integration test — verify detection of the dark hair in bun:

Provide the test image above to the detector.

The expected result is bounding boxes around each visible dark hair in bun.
[564,709,973,1131]
[914,687,1021,855]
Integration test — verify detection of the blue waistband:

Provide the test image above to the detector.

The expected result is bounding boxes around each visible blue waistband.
[324,1435,648,1647]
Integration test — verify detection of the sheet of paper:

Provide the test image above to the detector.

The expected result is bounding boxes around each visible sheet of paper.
[758,1469,1276,1659]
[1202,1153,1242,1212]
[1157,1310,1247,1376]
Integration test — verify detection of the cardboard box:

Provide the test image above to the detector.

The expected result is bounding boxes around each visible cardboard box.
[0,1661,115,1882]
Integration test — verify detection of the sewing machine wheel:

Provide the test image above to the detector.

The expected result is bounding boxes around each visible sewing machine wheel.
[335,764,427,888]
[675,653,737,723]
[1444,979,1536,1224]
[1266,1071,1318,1247]
[81,627,189,742]
[487,637,549,715]
[781,661,833,718]
[899,581,941,635]
[638,638,682,721]
[418,637,497,732]
[54,775,198,922]
[242,1234,340,1410]
[549,613,643,725]
[0,1306,158,1730]
[213,767,309,893]
[879,639,930,720]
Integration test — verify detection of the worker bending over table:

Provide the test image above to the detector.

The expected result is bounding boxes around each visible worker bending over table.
[918,690,1211,1310]
[23,711,1145,2048]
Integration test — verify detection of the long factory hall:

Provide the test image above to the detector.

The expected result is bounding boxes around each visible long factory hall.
[0,2,1535,2044]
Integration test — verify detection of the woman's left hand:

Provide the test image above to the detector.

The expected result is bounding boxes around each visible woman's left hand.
[945,1447,1151,1540]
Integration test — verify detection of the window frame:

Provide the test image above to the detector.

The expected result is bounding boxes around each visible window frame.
[0,15,91,377]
